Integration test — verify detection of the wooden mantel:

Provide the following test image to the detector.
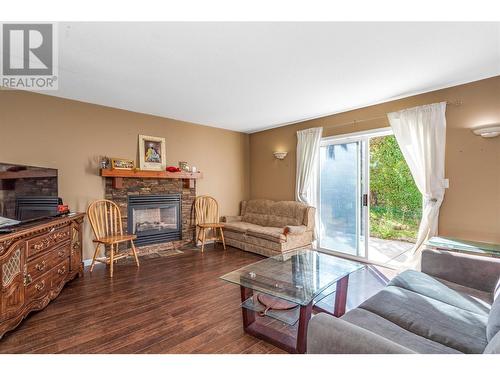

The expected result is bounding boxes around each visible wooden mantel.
[100,168,202,189]
[0,169,57,180]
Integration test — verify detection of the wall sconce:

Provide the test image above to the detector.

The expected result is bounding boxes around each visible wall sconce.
[472,123,500,138]
[273,151,288,160]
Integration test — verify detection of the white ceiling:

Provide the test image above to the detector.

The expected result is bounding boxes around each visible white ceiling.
[47,22,500,133]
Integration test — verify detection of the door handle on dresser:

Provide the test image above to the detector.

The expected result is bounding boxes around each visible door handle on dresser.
[35,260,46,271]
[58,266,66,275]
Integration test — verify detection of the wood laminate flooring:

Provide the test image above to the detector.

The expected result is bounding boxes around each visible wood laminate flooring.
[0,246,396,354]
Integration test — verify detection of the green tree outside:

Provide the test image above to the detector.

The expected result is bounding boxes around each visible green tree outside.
[369,135,422,242]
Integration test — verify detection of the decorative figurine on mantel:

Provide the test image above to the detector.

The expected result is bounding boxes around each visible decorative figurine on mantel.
[179,161,190,172]
[99,156,111,169]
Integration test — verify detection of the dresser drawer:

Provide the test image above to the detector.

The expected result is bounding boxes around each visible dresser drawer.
[27,226,71,258]
[26,273,51,300]
[51,259,70,289]
[26,244,70,280]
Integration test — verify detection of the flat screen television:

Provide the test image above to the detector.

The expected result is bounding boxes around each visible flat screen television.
[0,163,59,227]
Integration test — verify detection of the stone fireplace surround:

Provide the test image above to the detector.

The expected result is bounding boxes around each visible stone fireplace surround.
[104,177,196,256]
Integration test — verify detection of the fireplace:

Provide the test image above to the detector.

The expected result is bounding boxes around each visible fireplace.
[127,194,182,246]
[105,176,195,255]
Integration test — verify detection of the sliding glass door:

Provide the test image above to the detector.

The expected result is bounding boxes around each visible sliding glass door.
[319,128,421,265]
[319,140,366,258]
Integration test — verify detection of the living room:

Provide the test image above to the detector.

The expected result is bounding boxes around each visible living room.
[1,1,500,373]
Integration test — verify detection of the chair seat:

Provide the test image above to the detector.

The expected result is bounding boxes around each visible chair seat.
[93,234,137,244]
[198,223,224,228]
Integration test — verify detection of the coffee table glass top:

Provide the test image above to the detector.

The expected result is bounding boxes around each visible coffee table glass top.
[220,249,364,306]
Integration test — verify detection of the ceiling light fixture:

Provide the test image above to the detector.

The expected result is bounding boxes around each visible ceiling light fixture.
[472,123,500,138]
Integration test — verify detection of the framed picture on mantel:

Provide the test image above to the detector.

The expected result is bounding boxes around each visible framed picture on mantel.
[111,158,135,170]
[138,134,167,171]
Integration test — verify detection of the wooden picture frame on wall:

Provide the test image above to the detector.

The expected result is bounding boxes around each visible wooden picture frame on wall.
[111,158,135,170]
[138,134,167,171]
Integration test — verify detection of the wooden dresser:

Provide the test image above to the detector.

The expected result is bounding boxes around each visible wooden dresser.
[0,213,85,339]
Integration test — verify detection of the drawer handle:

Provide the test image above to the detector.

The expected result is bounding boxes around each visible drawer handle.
[58,266,66,275]
[35,280,45,291]
[24,274,33,286]
[35,261,46,271]
[58,250,65,257]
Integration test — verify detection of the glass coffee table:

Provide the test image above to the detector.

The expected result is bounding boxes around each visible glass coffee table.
[220,249,364,353]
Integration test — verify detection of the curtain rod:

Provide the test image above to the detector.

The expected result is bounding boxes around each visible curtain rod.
[323,100,463,129]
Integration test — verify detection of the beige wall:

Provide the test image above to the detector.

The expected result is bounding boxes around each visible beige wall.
[250,76,500,243]
[0,91,250,259]
[1,76,499,257]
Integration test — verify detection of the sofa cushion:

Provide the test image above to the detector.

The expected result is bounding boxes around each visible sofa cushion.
[224,237,283,258]
[487,295,500,342]
[484,330,500,354]
[247,230,311,252]
[247,227,286,243]
[227,229,312,253]
[222,215,242,223]
[389,270,491,316]
[241,200,274,226]
[223,221,266,234]
[342,308,461,354]
[359,285,488,353]
[223,229,246,241]
[267,201,306,227]
[421,250,500,293]
[436,278,493,308]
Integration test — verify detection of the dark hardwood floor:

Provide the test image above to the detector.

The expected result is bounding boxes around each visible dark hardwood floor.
[0,246,396,354]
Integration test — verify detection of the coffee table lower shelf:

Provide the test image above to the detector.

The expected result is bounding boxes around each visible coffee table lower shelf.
[239,273,350,354]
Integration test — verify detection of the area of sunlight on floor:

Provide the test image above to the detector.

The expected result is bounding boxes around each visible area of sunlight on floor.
[320,235,414,269]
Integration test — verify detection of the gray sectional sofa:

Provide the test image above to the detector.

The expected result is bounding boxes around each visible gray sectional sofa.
[307,249,500,354]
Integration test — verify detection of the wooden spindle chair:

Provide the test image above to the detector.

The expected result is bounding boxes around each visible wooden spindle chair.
[87,199,140,277]
[194,195,226,252]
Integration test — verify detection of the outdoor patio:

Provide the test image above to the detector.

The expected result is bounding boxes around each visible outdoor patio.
[368,237,414,268]
[320,234,414,269]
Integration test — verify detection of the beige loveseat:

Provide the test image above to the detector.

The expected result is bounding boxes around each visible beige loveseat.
[221,199,315,257]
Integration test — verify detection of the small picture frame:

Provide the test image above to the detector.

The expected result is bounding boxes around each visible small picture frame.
[139,135,167,171]
[111,158,135,170]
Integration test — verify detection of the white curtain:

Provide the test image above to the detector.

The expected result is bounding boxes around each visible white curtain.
[387,102,447,265]
[296,127,323,242]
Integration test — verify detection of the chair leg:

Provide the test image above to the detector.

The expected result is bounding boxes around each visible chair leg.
[214,227,217,249]
[219,228,226,250]
[89,243,100,272]
[109,243,114,278]
[131,240,140,268]
[197,226,203,245]
[201,228,206,252]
